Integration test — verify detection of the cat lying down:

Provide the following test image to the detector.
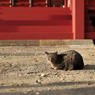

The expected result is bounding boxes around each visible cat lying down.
[45,50,84,71]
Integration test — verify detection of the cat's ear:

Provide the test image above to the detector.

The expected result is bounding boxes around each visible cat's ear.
[54,51,58,55]
[45,51,49,55]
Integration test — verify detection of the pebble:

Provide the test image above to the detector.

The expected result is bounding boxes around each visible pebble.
[0,70,2,74]
[48,88,51,91]
[36,92,39,95]
[19,74,22,76]
[18,50,21,52]
[41,73,46,77]
[36,80,42,84]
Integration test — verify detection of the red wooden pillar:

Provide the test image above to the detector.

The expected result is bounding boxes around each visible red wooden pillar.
[64,0,68,7]
[72,0,84,39]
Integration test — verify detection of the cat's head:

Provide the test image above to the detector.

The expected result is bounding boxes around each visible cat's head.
[45,51,58,63]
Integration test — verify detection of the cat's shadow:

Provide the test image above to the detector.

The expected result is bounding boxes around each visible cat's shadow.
[84,65,95,70]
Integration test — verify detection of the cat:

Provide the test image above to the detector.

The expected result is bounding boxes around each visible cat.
[45,50,84,71]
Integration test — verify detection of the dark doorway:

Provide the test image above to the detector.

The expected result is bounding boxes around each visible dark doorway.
[50,0,64,7]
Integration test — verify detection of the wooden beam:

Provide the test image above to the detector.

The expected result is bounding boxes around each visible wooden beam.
[72,0,84,39]
[29,0,33,7]
[11,0,15,7]
[64,0,68,7]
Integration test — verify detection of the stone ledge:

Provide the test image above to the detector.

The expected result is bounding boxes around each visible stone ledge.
[0,40,94,46]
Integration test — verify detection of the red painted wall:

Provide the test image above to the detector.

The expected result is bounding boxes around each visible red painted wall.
[0,7,72,40]
[1,0,94,39]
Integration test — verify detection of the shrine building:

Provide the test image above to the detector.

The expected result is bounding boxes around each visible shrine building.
[0,0,95,39]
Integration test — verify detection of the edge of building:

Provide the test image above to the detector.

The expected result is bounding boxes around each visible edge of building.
[0,40,94,46]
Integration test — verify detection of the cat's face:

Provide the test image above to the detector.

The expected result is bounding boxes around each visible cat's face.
[45,51,57,63]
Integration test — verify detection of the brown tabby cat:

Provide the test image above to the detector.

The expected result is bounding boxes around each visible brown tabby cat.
[45,50,84,71]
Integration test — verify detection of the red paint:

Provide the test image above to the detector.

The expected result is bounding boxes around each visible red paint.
[0,0,95,40]
[32,0,46,7]
[64,0,67,7]
[0,7,72,40]
[0,26,72,39]
[86,32,95,39]
[72,0,84,39]
[85,0,95,39]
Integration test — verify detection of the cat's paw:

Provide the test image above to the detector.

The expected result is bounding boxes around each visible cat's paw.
[68,69,72,71]
[64,68,68,71]
[54,67,63,70]
[55,68,59,70]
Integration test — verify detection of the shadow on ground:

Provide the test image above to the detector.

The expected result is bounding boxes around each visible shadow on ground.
[0,81,95,95]
[84,65,95,70]
[0,86,95,95]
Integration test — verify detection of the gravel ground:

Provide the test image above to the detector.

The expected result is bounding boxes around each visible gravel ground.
[0,45,95,95]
